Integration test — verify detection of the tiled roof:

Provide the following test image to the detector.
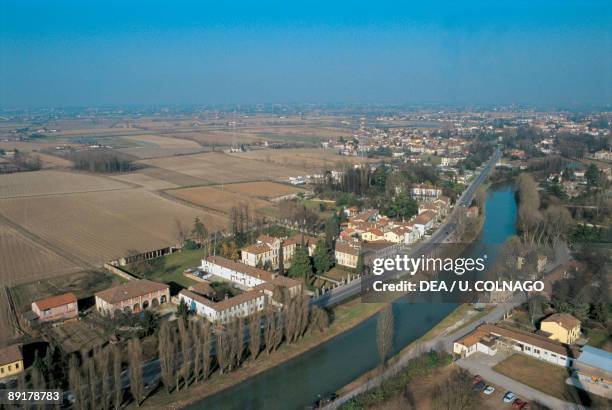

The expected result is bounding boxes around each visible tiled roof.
[542,313,581,331]
[0,344,22,366]
[335,241,360,256]
[206,256,275,282]
[95,279,168,304]
[33,292,77,311]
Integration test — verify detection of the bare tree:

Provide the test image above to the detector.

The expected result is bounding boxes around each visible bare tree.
[298,295,309,337]
[97,347,111,410]
[201,321,212,379]
[175,218,189,246]
[310,306,329,333]
[192,321,202,384]
[177,319,191,389]
[431,368,475,410]
[68,355,84,410]
[128,338,144,407]
[158,321,176,393]
[264,311,275,354]
[113,345,122,410]
[377,304,394,365]
[31,366,46,410]
[216,324,232,374]
[283,300,298,344]
[248,314,261,361]
[273,311,284,350]
[87,353,98,410]
[235,317,245,368]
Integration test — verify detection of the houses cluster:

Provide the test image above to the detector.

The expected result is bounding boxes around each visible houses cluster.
[454,313,612,394]
[334,197,450,268]
[179,256,302,324]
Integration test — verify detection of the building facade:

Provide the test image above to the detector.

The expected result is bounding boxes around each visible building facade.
[0,344,23,380]
[31,292,78,323]
[95,279,170,318]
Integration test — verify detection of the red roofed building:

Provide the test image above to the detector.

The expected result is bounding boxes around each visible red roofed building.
[32,293,78,323]
[95,279,169,318]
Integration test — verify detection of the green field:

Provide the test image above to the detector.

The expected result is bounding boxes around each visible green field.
[138,248,203,289]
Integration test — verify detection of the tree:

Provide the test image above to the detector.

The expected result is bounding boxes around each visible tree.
[313,238,333,274]
[177,319,191,389]
[235,317,245,368]
[191,217,208,246]
[310,306,329,332]
[216,325,232,374]
[158,321,176,393]
[128,338,144,407]
[192,321,202,384]
[355,252,365,275]
[381,192,418,219]
[174,218,189,246]
[177,299,191,325]
[201,322,212,380]
[96,347,111,410]
[586,163,603,188]
[68,356,84,410]
[249,314,262,360]
[113,344,122,410]
[287,245,313,282]
[377,304,394,365]
[324,212,341,246]
[431,368,475,410]
[264,311,276,354]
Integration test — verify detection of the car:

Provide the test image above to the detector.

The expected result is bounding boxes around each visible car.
[483,385,495,395]
[503,392,516,403]
[512,399,527,409]
[472,375,483,384]
[473,381,486,391]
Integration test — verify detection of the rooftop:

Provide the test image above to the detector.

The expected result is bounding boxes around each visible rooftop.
[0,344,22,366]
[33,292,77,311]
[95,279,168,304]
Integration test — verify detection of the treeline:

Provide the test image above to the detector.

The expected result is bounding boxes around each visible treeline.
[516,173,574,247]
[69,150,138,173]
[23,295,330,409]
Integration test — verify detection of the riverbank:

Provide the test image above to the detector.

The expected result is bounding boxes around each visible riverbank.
[139,299,385,409]
[334,303,493,399]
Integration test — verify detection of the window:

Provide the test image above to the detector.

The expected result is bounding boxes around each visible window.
[525,346,531,351]
[534,349,540,354]
[551,353,556,358]
[15,363,19,369]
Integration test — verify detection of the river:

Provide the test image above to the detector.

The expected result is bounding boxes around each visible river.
[190,184,517,410]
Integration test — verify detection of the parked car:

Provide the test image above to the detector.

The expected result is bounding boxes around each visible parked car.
[483,385,495,395]
[503,392,516,403]
[473,381,486,392]
[472,375,483,384]
[512,398,527,409]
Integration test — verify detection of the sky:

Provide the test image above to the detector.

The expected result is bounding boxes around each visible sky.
[1,0,611,108]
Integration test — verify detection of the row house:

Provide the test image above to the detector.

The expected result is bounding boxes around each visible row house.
[179,288,266,324]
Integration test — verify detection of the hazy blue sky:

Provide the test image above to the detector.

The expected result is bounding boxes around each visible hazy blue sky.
[1,0,610,108]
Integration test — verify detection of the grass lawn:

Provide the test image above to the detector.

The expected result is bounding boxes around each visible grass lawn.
[493,354,609,408]
[143,248,203,289]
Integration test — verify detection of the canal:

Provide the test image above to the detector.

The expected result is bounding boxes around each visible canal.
[191,184,517,410]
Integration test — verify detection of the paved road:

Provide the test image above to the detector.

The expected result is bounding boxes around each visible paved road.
[457,355,587,410]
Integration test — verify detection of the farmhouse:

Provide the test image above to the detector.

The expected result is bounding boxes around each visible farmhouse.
[335,241,361,269]
[540,313,581,344]
[95,279,170,318]
[453,324,579,367]
[0,344,23,379]
[31,292,78,323]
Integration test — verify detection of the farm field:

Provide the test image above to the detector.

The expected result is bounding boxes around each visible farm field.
[139,151,305,183]
[109,172,180,190]
[227,148,375,171]
[0,170,129,199]
[166,186,271,214]
[117,133,205,158]
[0,189,228,265]
[0,220,82,285]
[223,181,304,199]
